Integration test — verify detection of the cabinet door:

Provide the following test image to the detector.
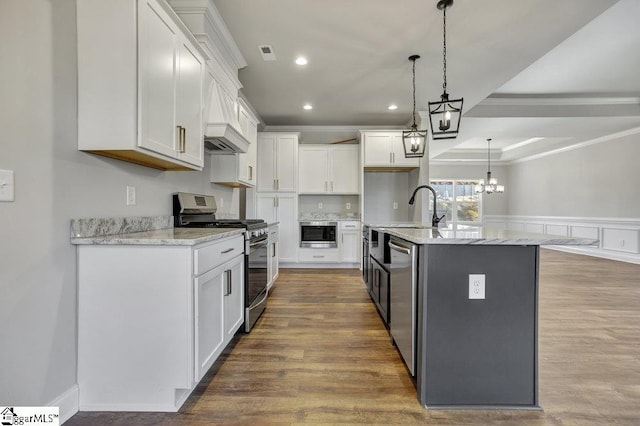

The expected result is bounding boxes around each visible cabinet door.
[330,146,359,193]
[223,255,245,341]
[299,147,329,193]
[256,194,277,224]
[340,231,360,263]
[138,0,178,158]
[363,133,392,166]
[275,134,298,192]
[194,266,225,381]
[257,134,277,192]
[270,240,279,285]
[276,194,298,262]
[175,39,204,167]
[390,133,420,167]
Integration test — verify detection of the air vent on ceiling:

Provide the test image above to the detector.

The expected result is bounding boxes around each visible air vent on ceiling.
[258,44,276,61]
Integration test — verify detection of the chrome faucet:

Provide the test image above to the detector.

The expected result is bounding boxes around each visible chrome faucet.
[408,185,445,228]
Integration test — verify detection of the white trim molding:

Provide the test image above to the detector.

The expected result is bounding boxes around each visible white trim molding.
[485,215,640,264]
[47,385,79,424]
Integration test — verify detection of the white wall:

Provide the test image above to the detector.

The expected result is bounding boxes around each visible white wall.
[506,132,640,218]
[0,0,239,406]
[429,163,509,217]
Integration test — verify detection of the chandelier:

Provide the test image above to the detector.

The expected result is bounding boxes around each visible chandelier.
[475,139,504,194]
[402,55,427,158]
[428,0,463,140]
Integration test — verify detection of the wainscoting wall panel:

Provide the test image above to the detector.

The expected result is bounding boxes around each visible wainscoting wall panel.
[485,215,640,264]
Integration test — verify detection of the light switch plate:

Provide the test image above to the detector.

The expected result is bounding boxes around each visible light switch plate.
[0,169,15,202]
[469,274,485,299]
[126,185,136,206]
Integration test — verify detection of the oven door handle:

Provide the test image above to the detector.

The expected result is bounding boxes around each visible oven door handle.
[250,236,268,247]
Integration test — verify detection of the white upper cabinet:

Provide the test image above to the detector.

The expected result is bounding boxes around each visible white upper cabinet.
[299,145,359,194]
[77,0,207,171]
[256,133,299,193]
[362,131,419,169]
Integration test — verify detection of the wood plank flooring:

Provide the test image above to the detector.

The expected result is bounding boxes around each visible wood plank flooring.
[67,249,640,425]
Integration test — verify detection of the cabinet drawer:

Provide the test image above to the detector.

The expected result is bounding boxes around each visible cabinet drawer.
[298,248,340,263]
[340,221,360,230]
[194,235,244,275]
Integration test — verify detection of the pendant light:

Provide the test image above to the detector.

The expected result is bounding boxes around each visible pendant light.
[428,0,464,140]
[475,139,504,194]
[402,55,427,158]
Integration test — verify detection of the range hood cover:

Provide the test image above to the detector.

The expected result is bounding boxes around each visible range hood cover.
[203,80,250,154]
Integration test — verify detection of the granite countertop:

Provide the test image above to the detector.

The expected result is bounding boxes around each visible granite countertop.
[70,215,245,246]
[299,213,360,221]
[375,225,599,246]
[71,227,245,246]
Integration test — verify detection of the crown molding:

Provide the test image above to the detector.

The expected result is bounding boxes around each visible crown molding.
[262,125,404,132]
[482,96,640,107]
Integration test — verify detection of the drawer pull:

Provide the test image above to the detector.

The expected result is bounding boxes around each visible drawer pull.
[221,248,235,254]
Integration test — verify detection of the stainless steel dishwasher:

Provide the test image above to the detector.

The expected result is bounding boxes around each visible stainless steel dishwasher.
[388,236,417,376]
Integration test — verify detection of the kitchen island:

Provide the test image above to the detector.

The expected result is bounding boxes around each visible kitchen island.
[367,224,598,409]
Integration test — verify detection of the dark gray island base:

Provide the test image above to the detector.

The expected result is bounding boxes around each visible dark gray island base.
[366,225,598,409]
[417,244,539,409]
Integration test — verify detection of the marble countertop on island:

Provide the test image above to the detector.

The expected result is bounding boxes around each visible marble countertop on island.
[371,225,599,246]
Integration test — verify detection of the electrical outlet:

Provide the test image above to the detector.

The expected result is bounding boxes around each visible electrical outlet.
[0,169,15,202]
[126,186,136,206]
[346,202,351,210]
[469,274,485,299]
[318,202,323,209]
[393,201,398,210]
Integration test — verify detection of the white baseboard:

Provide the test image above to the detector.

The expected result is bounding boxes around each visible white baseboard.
[47,385,78,424]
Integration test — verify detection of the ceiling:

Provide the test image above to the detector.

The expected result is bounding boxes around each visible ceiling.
[212,0,640,162]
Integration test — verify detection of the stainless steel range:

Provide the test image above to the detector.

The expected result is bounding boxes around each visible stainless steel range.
[173,192,269,332]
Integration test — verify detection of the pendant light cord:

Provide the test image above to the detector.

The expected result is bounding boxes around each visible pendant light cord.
[442,6,447,93]
[412,58,417,128]
[487,138,492,174]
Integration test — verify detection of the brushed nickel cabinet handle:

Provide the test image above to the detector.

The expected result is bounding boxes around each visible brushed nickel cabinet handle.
[389,152,393,164]
[248,166,253,180]
[221,248,234,254]
[180,126,186,153]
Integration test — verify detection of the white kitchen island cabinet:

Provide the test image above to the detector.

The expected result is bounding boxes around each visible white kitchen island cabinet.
[77,0,207,171]
[75,230,244,412]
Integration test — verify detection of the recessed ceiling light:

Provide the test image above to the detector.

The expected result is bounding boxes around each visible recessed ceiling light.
[295,56,308,65]
[303,104,313,110]
[388,104,398,110]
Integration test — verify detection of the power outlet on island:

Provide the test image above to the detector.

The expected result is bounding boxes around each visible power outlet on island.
[469,274,485,299]
[346,202,351,210]
[318,202,323,210]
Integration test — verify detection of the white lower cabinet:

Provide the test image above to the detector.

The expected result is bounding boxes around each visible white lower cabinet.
[298,248,341,263]
[339,221,361,263]
[195,252,244,381]
[267,224,280,289]
[77,234,244,412]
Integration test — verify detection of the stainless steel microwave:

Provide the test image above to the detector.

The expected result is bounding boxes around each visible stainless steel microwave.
[299,221,338,248]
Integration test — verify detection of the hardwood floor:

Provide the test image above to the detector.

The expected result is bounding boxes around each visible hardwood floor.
[67,249,640,425]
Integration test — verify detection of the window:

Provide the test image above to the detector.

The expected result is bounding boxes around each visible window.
[430,179,482,225]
